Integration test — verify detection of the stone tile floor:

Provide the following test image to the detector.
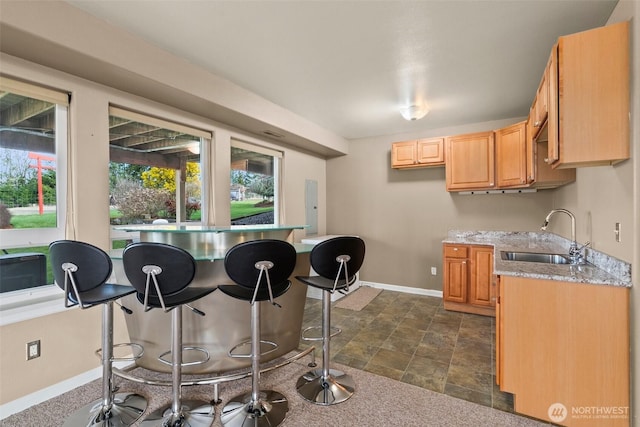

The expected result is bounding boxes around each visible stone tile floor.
[298,289,514,412]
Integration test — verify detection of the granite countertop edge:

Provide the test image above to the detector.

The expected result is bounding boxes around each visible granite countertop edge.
[443,230,632,288]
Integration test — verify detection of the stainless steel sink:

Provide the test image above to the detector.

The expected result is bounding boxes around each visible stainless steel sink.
[500,251,571,264]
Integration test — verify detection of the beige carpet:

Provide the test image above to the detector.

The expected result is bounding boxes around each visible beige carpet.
[334,286,382,311]
[0,356,549,427]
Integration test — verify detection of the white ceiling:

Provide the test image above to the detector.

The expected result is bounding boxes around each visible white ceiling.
[66,0,617,140]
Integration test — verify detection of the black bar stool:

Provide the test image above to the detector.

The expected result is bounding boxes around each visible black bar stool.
[123,242,216,427]
[218,239,297,427]
[49,240,147,427]
[295,236,366,405]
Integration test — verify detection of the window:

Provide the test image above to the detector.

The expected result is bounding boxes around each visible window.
[108,107,210,245]
[230,140,281,225]
[0,77,68,293]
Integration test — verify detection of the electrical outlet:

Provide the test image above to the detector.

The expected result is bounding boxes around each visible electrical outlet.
[431,267,437,276]
[27,340,40,360]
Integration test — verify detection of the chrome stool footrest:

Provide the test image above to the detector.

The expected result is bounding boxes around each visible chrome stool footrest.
[158,346,210,367]
[228,340,278,358]
[301,325,341,341]
[95,342,144,362]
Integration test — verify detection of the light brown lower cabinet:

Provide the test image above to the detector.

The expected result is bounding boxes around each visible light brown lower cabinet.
[443,244,495,317]
[497,275,629,426]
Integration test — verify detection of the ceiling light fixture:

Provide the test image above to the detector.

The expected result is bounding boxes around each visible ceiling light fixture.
[400,104,429,121]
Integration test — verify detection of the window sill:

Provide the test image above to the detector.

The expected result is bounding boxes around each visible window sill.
[0,285,67,326]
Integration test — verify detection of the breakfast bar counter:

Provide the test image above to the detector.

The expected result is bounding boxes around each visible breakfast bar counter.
[110,224,313,374]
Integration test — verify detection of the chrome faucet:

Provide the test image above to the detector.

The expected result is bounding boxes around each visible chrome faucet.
[540,209,590,263]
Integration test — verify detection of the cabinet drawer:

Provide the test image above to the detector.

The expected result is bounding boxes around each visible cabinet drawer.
[444,245,468,258]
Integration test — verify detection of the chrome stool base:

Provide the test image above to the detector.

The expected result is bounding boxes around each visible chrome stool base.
[296,369,355,405]
[139,399,215,427]
[221,390,289,427]
[63,392,147,427]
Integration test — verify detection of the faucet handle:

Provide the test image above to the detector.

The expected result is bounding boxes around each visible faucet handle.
[576,241,591,252]
[568,241,590,264]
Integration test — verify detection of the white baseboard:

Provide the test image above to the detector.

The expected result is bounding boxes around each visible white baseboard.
[360,281,444,298]
[0,361,132,420]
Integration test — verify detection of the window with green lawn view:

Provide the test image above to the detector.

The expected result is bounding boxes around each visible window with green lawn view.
[230,140,280,225]
[0,77,68,293]
[108,107,209,248]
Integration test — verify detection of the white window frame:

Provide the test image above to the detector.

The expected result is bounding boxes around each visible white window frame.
[107,107,211,238]
[0,104,68,249]
[0,79,69,326]
[230,140,282,225]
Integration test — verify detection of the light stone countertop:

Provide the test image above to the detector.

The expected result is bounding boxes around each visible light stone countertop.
[443,230,632,288]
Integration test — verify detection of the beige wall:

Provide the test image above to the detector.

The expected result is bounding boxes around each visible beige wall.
[0,53,327,404]
[326,118,556,289]
[0,306,126,404]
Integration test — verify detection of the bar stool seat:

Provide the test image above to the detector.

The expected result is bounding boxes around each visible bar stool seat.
[49,240,147,427]
[218,239,296,427]
[295,236,366,405]
[123,242,216,427]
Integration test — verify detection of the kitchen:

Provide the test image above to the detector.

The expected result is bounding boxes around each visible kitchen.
[0,1,638,426]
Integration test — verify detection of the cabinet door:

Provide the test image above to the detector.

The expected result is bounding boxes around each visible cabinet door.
[416,138,445,165]
[445,131,495,191]
[391,141,417,167]
[495,276,503,387]
[534,63,549,128]
[469,246,494,307]
[546,45,560,166]
[443,258,467,303]
[553,21,629,167]
[525,117,536,184]
[500,276,629,425]
[495,121,527,188]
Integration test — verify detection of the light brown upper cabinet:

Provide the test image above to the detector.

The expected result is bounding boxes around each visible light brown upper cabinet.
[495,121,527,188]
[445,131,495,191]
[529,52,552,141]
[526,112,576,189]
[391,138,445,169]
[541,21,630,168]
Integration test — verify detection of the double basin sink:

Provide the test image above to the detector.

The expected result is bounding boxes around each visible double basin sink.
[501,251,576,265]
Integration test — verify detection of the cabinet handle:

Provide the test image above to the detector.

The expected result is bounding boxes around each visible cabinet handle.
[462,261,466,264]
[534,121,541,127]
[544,158,549,164]
[453,248,458,251]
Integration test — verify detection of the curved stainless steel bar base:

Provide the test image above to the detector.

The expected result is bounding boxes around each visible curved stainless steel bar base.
[62,392,147,427]
[296,369,355,405]
[139,400,215,427]
[220,390,288,427]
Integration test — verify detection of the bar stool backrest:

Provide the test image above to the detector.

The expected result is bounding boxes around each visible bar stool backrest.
[310,236,366,286]
[122,242,196,309]
[224,239,296,291]
[49,240,113,308]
